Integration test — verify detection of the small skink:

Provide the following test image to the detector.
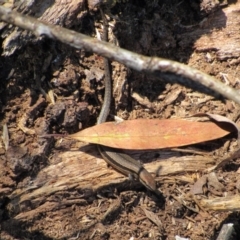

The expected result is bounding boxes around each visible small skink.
[97,10,160,195]
[99,145,158,193]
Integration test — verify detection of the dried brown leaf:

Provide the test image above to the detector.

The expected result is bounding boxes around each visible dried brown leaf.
[70,118,233,150]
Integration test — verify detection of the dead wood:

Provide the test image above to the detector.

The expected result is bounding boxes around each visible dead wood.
[9,141,217,222]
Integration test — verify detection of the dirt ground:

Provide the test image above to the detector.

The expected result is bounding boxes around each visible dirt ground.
[0,0,240,239]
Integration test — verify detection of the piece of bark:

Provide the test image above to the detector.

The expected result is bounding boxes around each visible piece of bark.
[178,1,240,62]
[8,141,217,221]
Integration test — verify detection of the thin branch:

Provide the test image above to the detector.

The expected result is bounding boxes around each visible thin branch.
[0,6,240,104]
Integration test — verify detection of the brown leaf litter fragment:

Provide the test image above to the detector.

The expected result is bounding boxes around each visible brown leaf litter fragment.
[141,207,162,228]
[131,92,154,109]
[18,113,36,135]
[18,96,47,135]
[206,148,240,172]
[207,172,225,191]
[162,88,182,106]
[190,172,225,196]
[190,175,207,195]
[101,197,121,223]
[84,65,104,83]
[171,194,199,214]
